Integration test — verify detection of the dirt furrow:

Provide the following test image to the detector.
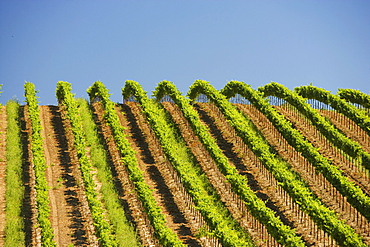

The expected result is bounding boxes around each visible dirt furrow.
[162,101,281,246]
[91,102,159,247]
[59,106,101,247]
[0,106,7,245]
[22,105,41,246]
[195,102,333,246]
[238,104,370,244]
[319,109,370,155]
[275,106,370,197]
[118,102,209,246]
[40,105,98,246]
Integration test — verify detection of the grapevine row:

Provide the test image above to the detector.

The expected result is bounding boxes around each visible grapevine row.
[295,86,370,176]
[153,80,305,246]
[318,109,370,157]
[87,81,185,247]
[204,101,344,245]
[261,83,370,174]
[338,88,370,109]
[122,100,221,246]
[187,80,367,247]
[122,80,255,247]
[222,83,370,242]
[55,81,118,246]
[240,101,370,233]
[24,82,56,246]
[295,85,370,141]
[224,81,370,222]
[76,98,140,246]
[4,101,25,246]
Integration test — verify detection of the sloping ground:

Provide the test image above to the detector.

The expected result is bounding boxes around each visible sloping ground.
[1,98,369,246]
[16,105,98,246]
[163,101,280,246]
[237,104,370,244]
[117,102,205,246]
[274,105,370,196]
[91,102,159,247]
[39,105,97,246]
[319,109,370,155]
[21,105,40,246]
[193,102,331,246]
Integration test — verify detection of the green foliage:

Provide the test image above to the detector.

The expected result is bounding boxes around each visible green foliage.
[338,88,370,109]
[295,85,370,142]
[123,80,255,247]
[11,79,370,247]
[153,80,305,247]
[56,81,118,247]
[87,81,185,247]
[24,82,56,246]
[258,82,370,220]
[76,98,140,246]
[4,100,25,247]
[188,80,367,247]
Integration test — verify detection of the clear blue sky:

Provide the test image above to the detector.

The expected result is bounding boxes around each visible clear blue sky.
[1,0,369,105]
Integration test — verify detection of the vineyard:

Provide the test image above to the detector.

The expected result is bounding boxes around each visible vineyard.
[0,80,369,247]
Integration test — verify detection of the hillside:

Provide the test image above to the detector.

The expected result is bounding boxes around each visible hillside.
[0,80,369,247]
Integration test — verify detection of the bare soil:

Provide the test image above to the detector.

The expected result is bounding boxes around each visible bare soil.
[238,104,370,245]
[21,105,40,246]
[1,100,369,246]
[275,106,370,196]
[39,105,97,246]
[194,102,330,246]
[319,109,370,154]
[117,102,205,246]
[162,101,278,246]
[91,102,159,247]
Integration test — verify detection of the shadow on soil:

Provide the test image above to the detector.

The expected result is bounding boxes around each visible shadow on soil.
[20,106,34,247]
[121,103,201,247]
[49,106,89,246]
[194,103,296,229]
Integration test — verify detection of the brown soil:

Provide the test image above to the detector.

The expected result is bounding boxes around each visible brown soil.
[117,102,206,246]
[194,102,335,246]
[275,106,370,196]
[0,106,7,245]
[319,109,370,154]
[21,105,40,246]
[39,105,99,246]
[238,104,370,244]
[91,102,159,247]
[162,101,278,246]
[2,99,368,246]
